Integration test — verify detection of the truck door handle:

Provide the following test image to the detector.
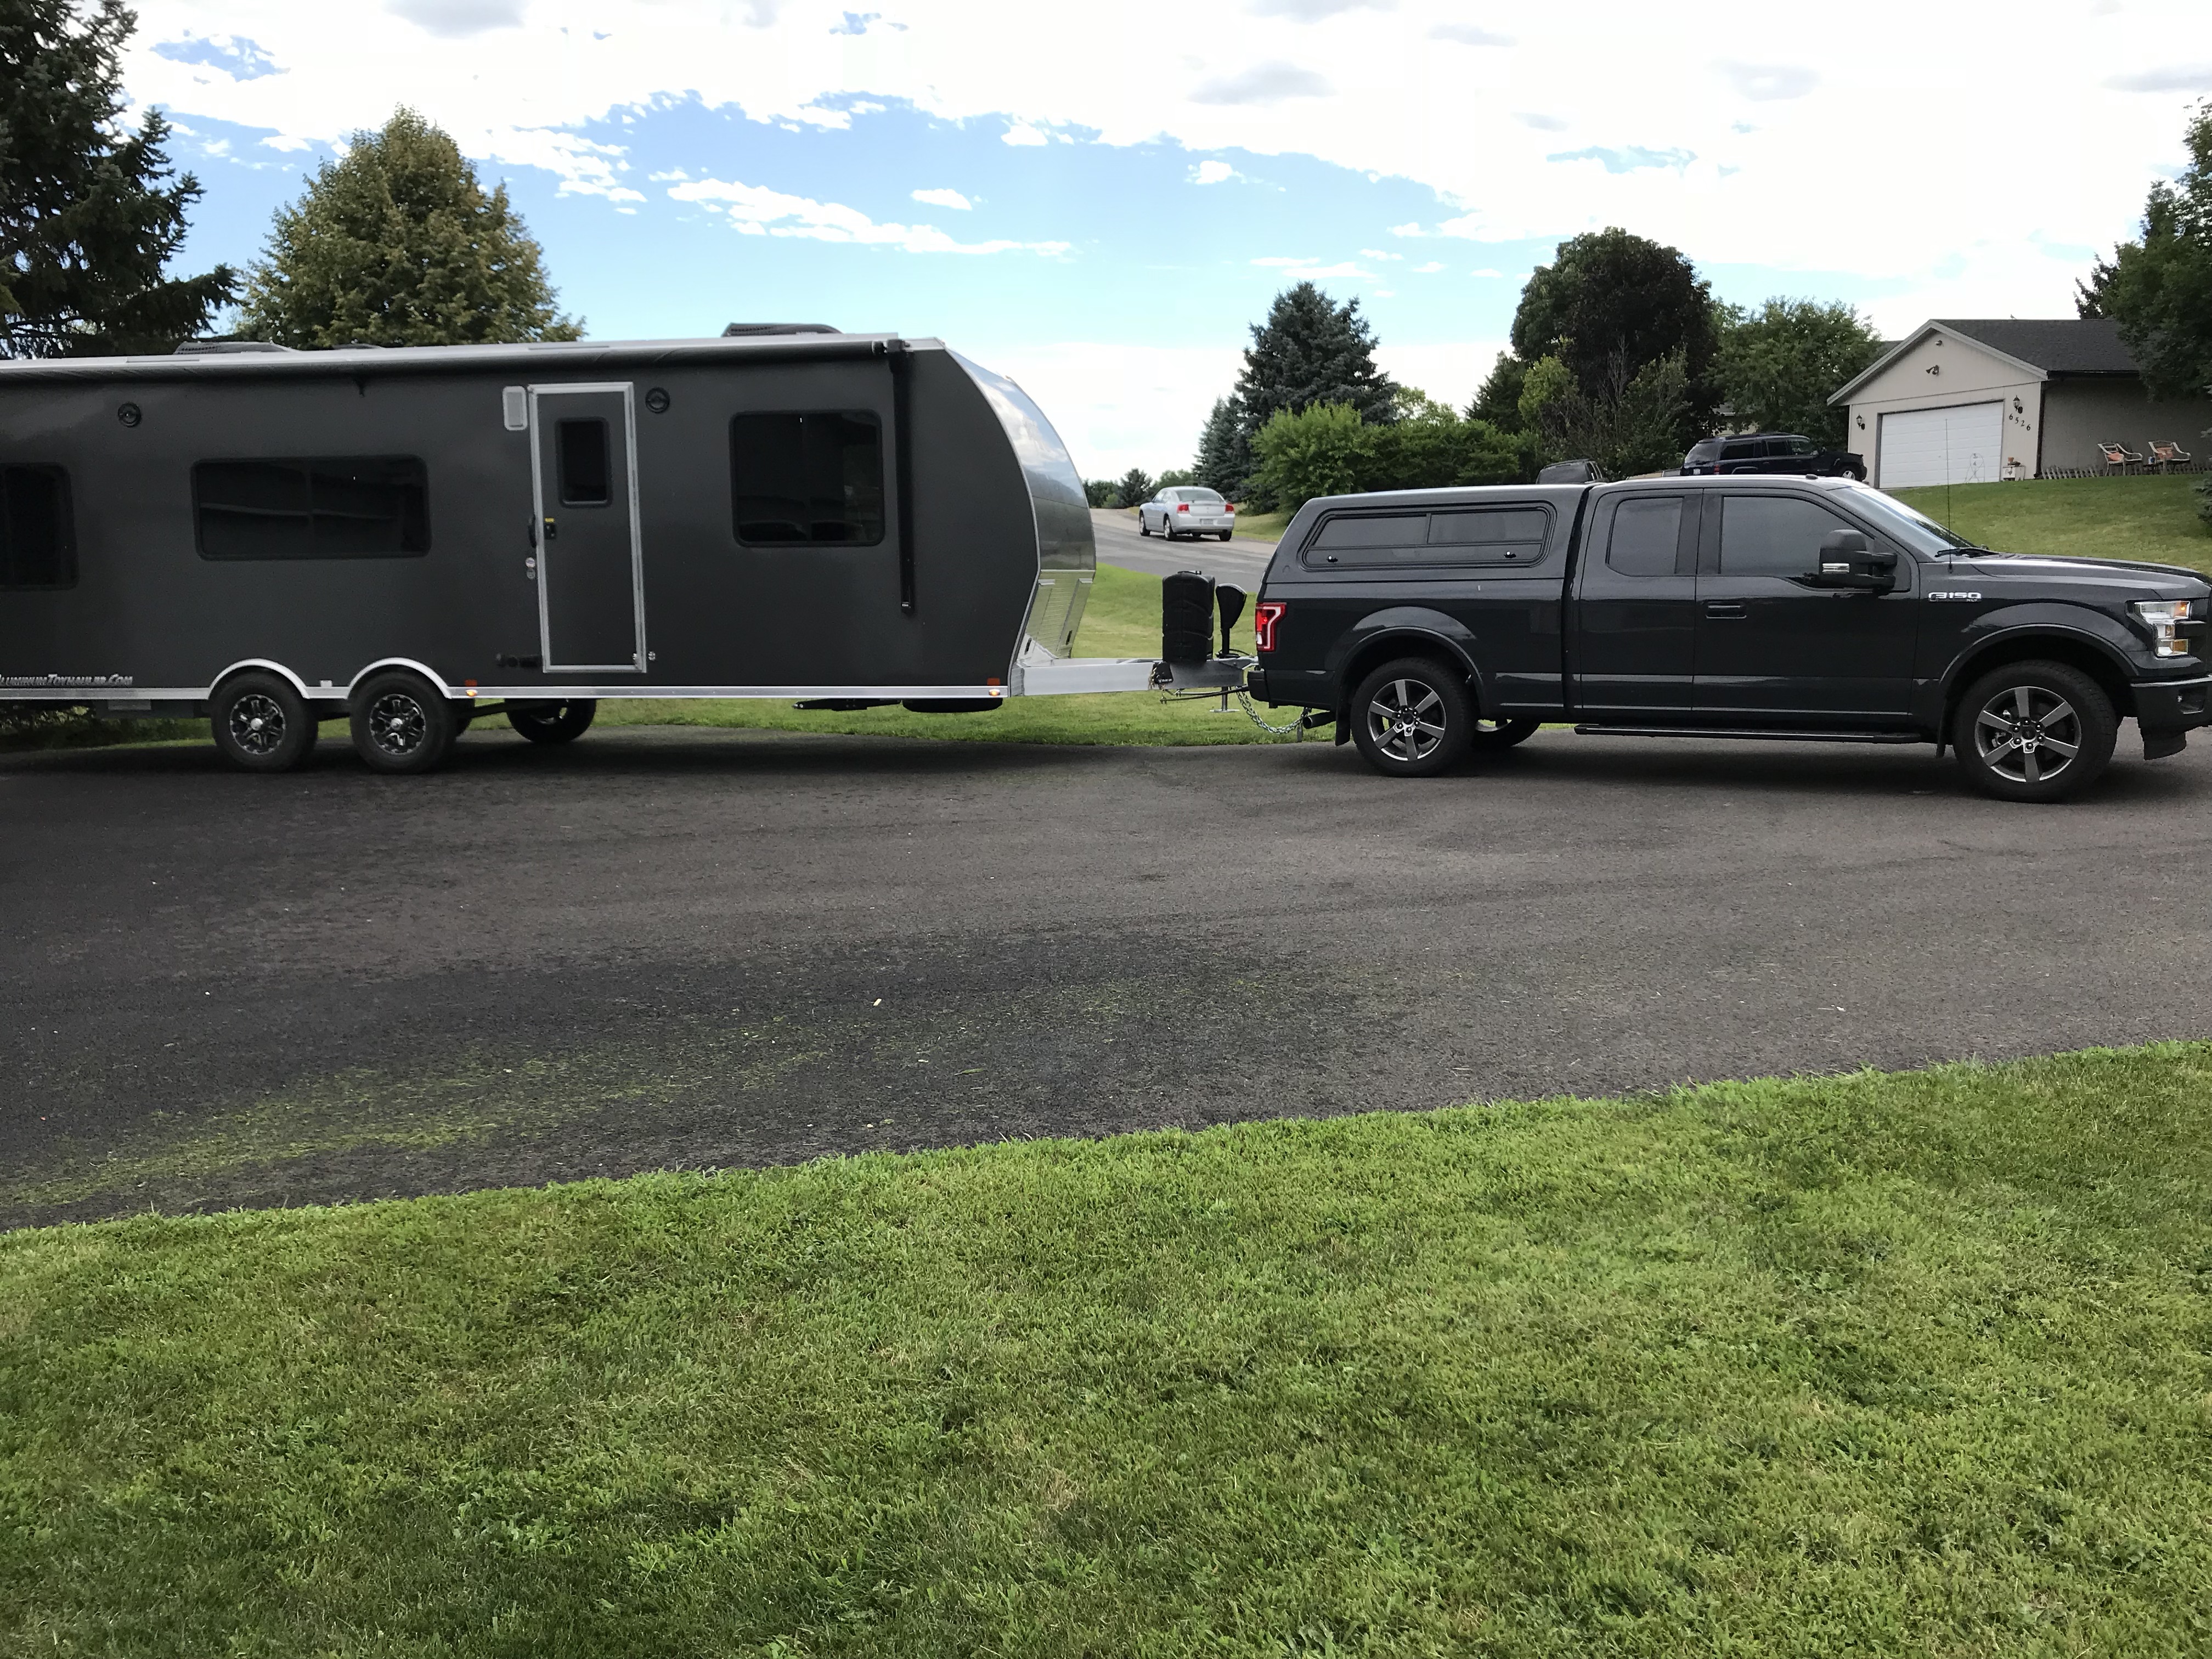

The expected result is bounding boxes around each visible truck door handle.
[1704,601,1747,619]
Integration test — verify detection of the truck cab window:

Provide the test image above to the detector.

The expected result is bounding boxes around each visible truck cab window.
[1720,495,1857,577]
[194,458,429,560]
[0,465,75,589]
[1606,496,1684,576]
[557,419,612,507]
[729,411,885,546]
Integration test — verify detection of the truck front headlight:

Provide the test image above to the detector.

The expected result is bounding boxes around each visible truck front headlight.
[2131,599,2193,657]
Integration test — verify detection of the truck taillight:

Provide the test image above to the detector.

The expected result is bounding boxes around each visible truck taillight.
[1254,601,1286,653]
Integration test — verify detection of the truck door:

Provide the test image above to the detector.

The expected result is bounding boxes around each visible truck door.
[1695,492,1917,723]
[532,385,645,674]
[1571,491,1700,716]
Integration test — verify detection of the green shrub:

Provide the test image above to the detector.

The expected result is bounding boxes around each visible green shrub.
[1252,403,1525,512]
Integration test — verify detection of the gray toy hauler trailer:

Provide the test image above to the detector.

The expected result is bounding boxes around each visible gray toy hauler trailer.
[0,330,1154,771]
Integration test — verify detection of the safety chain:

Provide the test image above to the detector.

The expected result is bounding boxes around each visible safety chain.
[1236,686,1310,737]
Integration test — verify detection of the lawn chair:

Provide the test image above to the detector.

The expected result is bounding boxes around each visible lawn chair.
[2098,442,2145,474]
[2148,439,2192,471]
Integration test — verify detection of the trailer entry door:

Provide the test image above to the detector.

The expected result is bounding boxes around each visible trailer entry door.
[531,384,645,673]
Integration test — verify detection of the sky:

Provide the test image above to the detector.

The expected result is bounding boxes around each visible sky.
[126,0,2209,479]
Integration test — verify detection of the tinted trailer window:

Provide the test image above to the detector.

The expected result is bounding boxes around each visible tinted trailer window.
[730,411,884,545]
[0,465,75,589]
[193,457,430,560]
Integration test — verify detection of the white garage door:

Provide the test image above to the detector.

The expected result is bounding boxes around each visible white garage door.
[1879,403,2003,489]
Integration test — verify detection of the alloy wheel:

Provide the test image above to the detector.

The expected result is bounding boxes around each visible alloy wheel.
[1973,684,2081,786]
[226,692,289,758]
[1367,677,1447,763]
[368,691,429,758]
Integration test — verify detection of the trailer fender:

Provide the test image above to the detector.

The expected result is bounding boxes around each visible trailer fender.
[344,658,458,704]
[210,658,317,704]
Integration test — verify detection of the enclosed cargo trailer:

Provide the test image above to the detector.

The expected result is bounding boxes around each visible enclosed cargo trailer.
[0,330,1154,771]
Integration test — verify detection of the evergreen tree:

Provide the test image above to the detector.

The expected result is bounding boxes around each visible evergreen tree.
[1233,281,1398,438]
[1114,466,1154,508]
[1193,395,1251,496]
[1510,227,1718,438]
[0,0,236,357]
[2078,104,2212,405]
[1713,298,1883,448]
[241,108,580,348]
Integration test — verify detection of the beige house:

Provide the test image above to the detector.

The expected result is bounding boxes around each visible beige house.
[1829,318,2212,488]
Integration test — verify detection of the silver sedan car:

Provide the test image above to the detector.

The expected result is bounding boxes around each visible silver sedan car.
[1138,487,1235,541]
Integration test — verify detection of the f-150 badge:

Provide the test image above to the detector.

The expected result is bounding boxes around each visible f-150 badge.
[1928,591,1983,601]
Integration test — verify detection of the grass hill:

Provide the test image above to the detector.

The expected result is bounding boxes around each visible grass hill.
[1893,473,2210,577]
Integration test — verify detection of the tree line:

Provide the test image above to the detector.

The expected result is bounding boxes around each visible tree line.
[1,0,574,357]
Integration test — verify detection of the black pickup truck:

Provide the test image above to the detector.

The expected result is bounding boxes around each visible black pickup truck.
[1245,476,2209,801]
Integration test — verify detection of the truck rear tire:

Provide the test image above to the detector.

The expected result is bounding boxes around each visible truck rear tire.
[210,671,319,774]
[1350,657,1474,777]
[350,668,458,774]
[508,699,597,744]
[1951,660,2115,802]
[1469,715,1540,751]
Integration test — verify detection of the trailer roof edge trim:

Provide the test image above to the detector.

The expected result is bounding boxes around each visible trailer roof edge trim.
[0,333,944,384]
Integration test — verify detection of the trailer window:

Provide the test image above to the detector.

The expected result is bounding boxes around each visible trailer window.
[729,411,885,546]
[194,458,429,560]
[557,419,612,507]
[0,466,75,589]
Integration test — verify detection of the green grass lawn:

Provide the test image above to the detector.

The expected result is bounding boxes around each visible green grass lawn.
[1893,473,2212,577]
[4,1042,2210,1656]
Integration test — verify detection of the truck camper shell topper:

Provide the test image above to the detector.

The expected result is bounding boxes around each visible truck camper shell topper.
[0,332,1153,741]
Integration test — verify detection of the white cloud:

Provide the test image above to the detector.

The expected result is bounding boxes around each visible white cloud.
[1249,0,1391,16]
[969,341,1244,479]
[383,0,524,37]
[259,133,312,152]
[1192,159,1239,184]
[1358,247,1400,259]
[911,187,973,208]
[1413,259,1443,273]
[117,0,2199,328]
[1249,254,1322,266]
[670,176,1065,254]
[1193,61,1330,105]
[1430,22,1511,46]
[1387,222,1423,237]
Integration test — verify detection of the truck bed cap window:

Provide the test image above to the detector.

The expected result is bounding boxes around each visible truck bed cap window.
[1304,505,1551,569]
[730,410,885,546]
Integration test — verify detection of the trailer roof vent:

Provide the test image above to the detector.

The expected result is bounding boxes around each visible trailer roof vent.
[173,340,296,354]
[721,323,842,337]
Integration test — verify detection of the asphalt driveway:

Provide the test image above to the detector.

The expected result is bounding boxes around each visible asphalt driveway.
[3,724,2205,1226]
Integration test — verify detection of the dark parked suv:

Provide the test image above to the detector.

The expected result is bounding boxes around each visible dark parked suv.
[1244,477,2209,801]
[1684,432,1865,479]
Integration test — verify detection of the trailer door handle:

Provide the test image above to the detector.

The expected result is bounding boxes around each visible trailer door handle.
[1704,601,1747,619]
[542,517,558,541]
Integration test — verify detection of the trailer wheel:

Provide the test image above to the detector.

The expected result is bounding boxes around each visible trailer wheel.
[210,671,319,773]
[508,699,597,744]
[350,669,458,774]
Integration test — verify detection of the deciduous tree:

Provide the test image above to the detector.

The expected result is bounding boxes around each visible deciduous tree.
[1714,298,1882,449]
[2079,103,2212,407]
[241,108,580,348]
[0,0,236,356]
[1510,227,1717,441]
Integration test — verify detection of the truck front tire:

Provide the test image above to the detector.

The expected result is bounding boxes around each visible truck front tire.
[210,671,318,774]
[1951,660,2115,803]
[350,669,458,775]
[1350,657,1474,777]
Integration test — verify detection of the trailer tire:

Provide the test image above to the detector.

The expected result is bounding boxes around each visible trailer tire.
[350,669,458,774]
[508,699,597,744]
[211,671,319,773]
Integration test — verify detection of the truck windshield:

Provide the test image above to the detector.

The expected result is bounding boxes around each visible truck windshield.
[1839,486,1982,554]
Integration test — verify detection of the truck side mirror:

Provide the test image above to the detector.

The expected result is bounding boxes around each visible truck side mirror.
[1810,529,1897,591]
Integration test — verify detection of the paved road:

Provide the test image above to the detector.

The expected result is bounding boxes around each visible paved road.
[1090,507,1277,586]
[4,724,2207,1226]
